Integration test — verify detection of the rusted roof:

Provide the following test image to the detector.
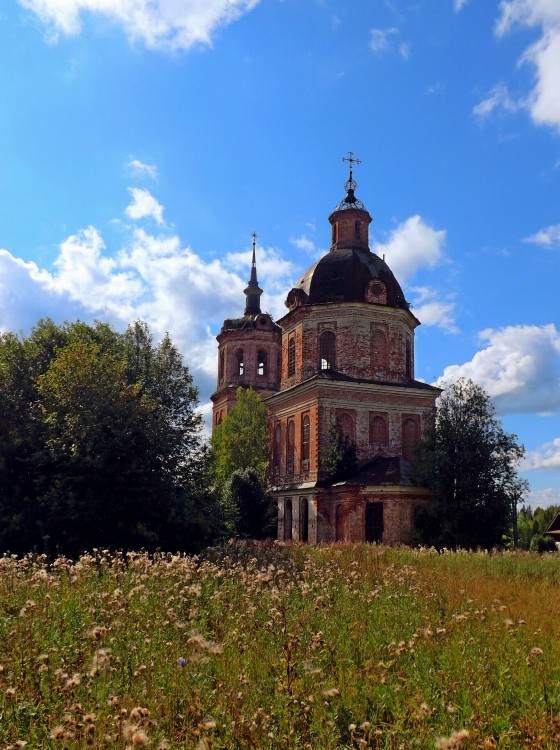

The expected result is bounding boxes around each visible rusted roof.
[334,456,419,487]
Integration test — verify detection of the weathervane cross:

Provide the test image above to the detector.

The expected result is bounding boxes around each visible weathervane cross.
[343,151,361,179]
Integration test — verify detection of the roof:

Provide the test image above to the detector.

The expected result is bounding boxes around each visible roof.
[292,245,410,310]
[544,513,560,537]
[333,455,419,488]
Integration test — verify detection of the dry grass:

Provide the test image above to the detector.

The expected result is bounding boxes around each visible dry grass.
[1,543,560,749]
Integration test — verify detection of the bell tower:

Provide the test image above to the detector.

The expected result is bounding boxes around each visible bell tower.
[210,233,282,430]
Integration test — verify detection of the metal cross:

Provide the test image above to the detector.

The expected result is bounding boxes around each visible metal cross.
[343,152,361,183]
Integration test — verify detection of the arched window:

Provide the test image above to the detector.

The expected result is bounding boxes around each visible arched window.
[288,337,296,377]
[319,331,336,370]
[402,418,419,461]
[300,498,309,543]
[257,350,267,376]
[273,423,281,475]
[372,329,387,371]
[236,350,244,376]
[287,420,295,475]
[335,504,344,542]
[284,498,292,541]
[370,414,388,447]
[218,350,225,384]
[301,415,310,463]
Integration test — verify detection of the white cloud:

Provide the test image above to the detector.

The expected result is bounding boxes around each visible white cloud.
[522,437,560,470]
[453,0,470,11]
[487,1,560,132]
[473,82,522,119]
[374,215,447,283]
[398,42,411,61]
[409,287,458,333]
[128,159,158,180]
[439,324,560,415]
[525,487,560,509]
[18,0,261,52]
[369,27,399,55]
[524,223,560,246]
[125,188,164,225]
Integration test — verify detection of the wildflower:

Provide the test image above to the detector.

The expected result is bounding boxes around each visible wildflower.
[49,726,65,740]
[177,657,187,667]
[322,687,340,698]
[529,647,543,657]
[435,729,469,749]
[132,729,149,746]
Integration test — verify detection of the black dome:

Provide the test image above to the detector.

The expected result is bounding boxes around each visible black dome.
[291,246,409,310]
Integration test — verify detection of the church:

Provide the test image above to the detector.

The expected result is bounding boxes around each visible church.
[211,156,440,544]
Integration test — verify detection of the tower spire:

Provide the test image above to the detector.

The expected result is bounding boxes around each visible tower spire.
[244,231,263,315]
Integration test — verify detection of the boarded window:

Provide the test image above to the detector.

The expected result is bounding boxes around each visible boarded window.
[288,337,296,377]
[338,413,354,443]
[319,330,336,370]
[257,350,267,376]
[301,415,310,461]
[218,350,225,384]
[402,418,419,461]
[406,339,412,378]
[354,220,362,240]
[370,414,388,446]
[335,504,345,542]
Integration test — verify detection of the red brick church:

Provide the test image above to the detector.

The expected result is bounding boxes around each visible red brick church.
[211,156,440,544]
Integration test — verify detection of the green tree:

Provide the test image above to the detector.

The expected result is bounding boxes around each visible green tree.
[210,387,271,537]
[415,378,528,549]
[322,419,358,482]
[0,318,212,555]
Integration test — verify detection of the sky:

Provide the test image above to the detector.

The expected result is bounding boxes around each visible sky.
[0,0,559,508]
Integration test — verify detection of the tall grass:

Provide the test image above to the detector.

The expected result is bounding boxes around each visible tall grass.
[1,543,560,749]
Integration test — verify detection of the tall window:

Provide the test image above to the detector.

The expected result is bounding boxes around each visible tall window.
[288,337,296,377]
[337,413,354,443]
[319,331,336,370]
[301,415,310,462]
[354,220,362,240]
[370,414,388,447]
[257,350,267,376]
[273,423,281,475]
[402,418,419,461]
[284,498,292,541]
[300,498,309,543]
[287,420,295,475]
[236,350,244,376]
[218,350,225,384]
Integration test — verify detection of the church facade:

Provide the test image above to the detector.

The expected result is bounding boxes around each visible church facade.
[211,161,440,544]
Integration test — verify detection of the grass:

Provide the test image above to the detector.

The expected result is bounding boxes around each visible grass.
[1,543,560,749]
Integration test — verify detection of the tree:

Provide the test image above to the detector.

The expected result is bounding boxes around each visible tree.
[0,318,212,555]
[414,378,528,549]
[322,419,358,482]
[210,387,272,537]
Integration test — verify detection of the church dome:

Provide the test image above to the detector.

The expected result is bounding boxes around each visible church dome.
[288,245,409,310]
[286,165,409,311]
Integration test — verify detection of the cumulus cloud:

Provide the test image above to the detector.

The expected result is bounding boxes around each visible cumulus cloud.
[524,223,560,246]
[522,437,560,470]
[439,324,560,415]
[373,215,447,284]
[525,486,560,508]
[125,188,165,225]
[409,286,458,333]
[478,1,560,132]
[128,159,158,180]
[18,0,261,52]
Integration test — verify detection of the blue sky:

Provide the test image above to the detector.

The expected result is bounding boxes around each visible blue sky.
[1,0,559,508]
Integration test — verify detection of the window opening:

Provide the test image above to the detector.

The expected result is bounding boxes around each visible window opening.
[288,337,296,377]
[319,330,336,370]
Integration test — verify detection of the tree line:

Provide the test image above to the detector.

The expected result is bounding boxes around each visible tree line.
[0,318,547,555]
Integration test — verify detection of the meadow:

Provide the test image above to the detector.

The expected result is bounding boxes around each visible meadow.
[1,543,560,750]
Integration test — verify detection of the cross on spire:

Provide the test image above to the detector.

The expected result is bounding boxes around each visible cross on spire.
[343,151,361,180]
